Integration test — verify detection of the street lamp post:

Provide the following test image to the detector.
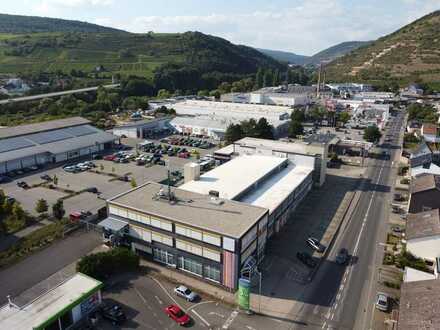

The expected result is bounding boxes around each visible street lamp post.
[257,269,262,314]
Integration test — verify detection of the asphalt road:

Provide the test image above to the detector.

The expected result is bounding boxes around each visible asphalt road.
[0,229,102,305]
[0,84,119,105]
[292,111,405,329]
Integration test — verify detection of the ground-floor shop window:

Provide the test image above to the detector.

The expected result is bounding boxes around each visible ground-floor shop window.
[153,248,175,266]
[204,265,220,282]
[178,256,203,276]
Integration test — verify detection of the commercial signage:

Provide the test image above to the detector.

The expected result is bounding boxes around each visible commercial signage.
[238,278,251,310]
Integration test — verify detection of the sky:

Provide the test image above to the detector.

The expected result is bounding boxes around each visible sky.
[1,0,440,55]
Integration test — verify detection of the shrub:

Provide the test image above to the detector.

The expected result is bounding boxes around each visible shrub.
[76,247,139,280]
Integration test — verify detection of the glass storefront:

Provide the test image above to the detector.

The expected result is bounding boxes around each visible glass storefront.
[153,248,175,266]
[178,256,203,276]
[204,265,220,282]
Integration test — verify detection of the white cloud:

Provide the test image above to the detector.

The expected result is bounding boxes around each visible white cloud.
[34,0,113,15]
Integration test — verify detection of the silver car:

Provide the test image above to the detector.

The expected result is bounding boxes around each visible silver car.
[174,285,198,302]
[375,292,389,312]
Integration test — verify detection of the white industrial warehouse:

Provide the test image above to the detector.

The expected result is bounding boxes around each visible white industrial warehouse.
[169,100,293,139]
[0,117,116,174]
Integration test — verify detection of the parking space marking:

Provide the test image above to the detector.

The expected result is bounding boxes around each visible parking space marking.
[208,311,226,318]
[150,276,182,308]
[134,287,147,304]
[222,310,238,329]
[155,295,163,305]
[246,326,257,330]
[191,309,211,327]
[186,300,215,312]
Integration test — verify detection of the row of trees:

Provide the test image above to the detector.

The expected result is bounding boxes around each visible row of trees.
[407,103,438,123]
[35,198,65,220]
[0,190,29,234]
[255,67,311,89]
[225,118,274,144]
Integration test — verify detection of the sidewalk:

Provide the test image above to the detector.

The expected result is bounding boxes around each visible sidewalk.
[0,219,52,252]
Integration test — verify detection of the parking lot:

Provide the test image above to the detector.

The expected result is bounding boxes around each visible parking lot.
[94,271,293,330]
[0,137,219,217]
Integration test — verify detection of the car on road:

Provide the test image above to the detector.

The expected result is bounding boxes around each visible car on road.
[375,292,389,312]
[296,252,317,268]
[100,303,126,325]
[174,285,198,302]
[336,248,349,265]
[164,304,190,326]
[306,237,325,253]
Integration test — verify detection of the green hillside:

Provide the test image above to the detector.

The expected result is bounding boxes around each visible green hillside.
[308,41,372,64]
[256,48,308,65]
[0,30,282,89]
[0,13,125,33]
[325,10,440,85]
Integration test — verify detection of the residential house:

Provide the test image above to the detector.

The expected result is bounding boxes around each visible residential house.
[409,141,432,168]
[406,209,440,260]
[408,174,440,213]
[421,123,440,143]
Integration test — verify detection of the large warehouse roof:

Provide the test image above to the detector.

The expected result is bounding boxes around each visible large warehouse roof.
[0,131,116,163]
[0,273,102,330]
[0,117,90,139]
[180,155,286,200]
[108,182,267,239]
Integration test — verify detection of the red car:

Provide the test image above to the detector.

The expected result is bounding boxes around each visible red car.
[104,154,116,161]
[164,304,190,326]
[178,152,189,159]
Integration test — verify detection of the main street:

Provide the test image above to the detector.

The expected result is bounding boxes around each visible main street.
[292,111,405,329]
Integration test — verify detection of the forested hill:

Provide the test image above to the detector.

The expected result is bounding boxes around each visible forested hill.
[0,13,126,33]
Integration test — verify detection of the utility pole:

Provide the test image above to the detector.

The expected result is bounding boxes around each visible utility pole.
[316,63,322,98]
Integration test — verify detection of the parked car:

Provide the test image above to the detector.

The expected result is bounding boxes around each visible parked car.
[336,248,349,265]
[375,292,389,312]
[394,193,405,202]
[92,154,102,160]
[63,165,80,173]
[16,181,29,189]
[0,175,11,183]
[391,226,404,233]
[164,304,190,326]
[306,237,325,253]
[296,252,316,268]
[85,187,99,194]
[174,285,198,302]
[104,154,116,161]
[100,303,126,325]
[40,174,52,181]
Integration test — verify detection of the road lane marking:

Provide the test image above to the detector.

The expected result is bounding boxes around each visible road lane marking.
[246,326,257,330]
[330,312,335,320]
[154,295,163,305]
[322,321,327,329]
[192,309,211,327]
[222,310,239,329]
[334,302,338,309]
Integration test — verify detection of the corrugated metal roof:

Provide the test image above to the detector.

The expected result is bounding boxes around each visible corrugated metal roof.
[0,132,116,163]
[0,117,90,139]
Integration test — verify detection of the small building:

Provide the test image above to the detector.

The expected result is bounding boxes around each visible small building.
[421,123,440,143]
[112,117,172,139]
[249,92,310,107]
[406,209,440,260]
[409,141,432,168]
[169,116,228,140]
[0,273,102,330]
[398,278,440,330]
[0,117,116,174]
[408,174,440,213]
[411,162,440,177]
[407,120,422,134]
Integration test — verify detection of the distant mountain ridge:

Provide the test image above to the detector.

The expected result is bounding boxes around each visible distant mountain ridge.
[325,10,440,84]
[258,41,372,66]
[0,13,126,33]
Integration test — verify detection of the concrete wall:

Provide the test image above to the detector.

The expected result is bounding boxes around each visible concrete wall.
[407,235,440,260]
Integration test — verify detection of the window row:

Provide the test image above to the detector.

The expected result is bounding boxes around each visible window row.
[176,240,221,262]
[175,224,221,247]
[177,256,221,282]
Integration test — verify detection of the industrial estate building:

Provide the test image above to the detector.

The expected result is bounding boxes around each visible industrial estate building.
[101,144,316,290]
[112,117,171,139]
[214,136,334,187]
[0,117,116,174]
[169,100,293,139]
[0,273,103,330]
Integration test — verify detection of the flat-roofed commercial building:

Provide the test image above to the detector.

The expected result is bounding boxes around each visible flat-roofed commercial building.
[180,154,314,238]
[215,136,334,187]
[105,182,268,291]
[0,117,116,174]
[0,273,102,330]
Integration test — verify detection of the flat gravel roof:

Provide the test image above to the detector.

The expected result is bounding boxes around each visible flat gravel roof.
[108,182,267,239]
